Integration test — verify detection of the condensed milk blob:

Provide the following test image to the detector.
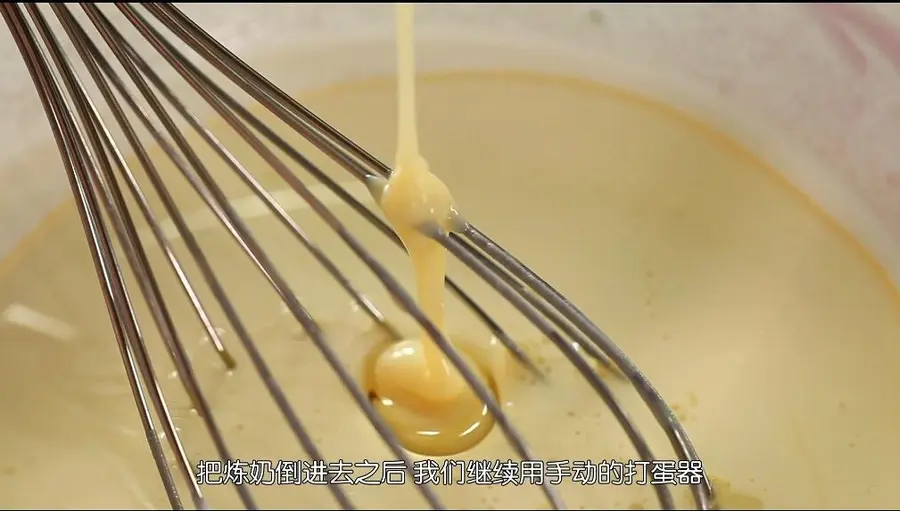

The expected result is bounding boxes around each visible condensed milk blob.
[366,3,497,456]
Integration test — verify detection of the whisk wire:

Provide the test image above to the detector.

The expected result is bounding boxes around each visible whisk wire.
[1,5,189,509]
[28,3,250,508]
[4,3,715,510]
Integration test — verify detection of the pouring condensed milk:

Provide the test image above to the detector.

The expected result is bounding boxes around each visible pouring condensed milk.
[365,3,498,457]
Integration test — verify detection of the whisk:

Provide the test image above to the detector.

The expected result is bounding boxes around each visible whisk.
[3,3,715,510]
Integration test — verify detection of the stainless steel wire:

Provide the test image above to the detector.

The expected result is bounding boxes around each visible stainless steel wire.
[3,3,715,510]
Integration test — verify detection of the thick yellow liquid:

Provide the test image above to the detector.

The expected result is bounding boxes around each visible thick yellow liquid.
[367,3,497,458]
[0,70,899,510]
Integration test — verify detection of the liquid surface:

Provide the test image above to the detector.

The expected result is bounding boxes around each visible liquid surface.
[367,4,496,457]
[0,70,899,509]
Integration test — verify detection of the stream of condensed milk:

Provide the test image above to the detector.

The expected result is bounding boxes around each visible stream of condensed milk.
[366,3,495,457]
[374,3,461,395]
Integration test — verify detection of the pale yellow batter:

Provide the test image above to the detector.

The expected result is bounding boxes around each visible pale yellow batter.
[1,25,900,511]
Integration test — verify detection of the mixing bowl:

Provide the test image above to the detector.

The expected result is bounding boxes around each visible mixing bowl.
[1,3,899,509]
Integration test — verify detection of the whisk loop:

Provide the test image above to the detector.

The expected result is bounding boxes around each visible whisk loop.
[3,3,715,510]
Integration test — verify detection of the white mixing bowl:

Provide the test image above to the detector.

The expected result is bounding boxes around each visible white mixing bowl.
[1,3,899,509]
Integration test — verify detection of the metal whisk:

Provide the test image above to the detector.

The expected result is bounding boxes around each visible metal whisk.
[3,3,714,510]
